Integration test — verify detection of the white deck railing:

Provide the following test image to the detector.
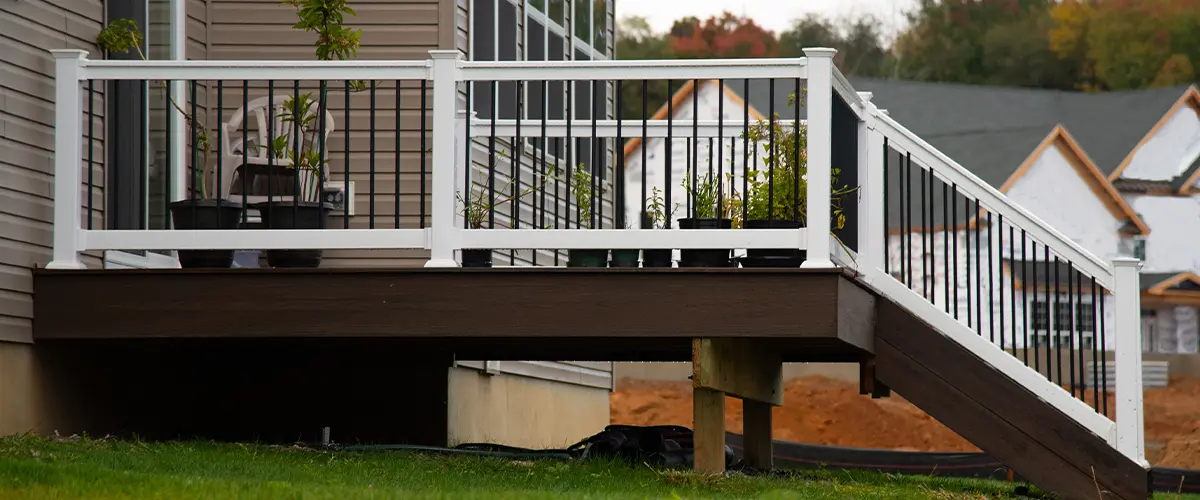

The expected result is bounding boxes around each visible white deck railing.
[45,47,1146,465]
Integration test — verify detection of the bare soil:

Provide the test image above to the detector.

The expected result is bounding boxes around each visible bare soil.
[610,375,1200,468]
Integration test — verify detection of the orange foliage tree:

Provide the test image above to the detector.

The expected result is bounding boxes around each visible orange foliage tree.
[667,12,779,59]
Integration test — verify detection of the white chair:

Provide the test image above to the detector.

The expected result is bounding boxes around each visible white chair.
[218,94,336,205]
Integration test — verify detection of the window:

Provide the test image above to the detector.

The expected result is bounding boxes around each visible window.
[573,0,590,41]
[591,0,607,54]
[1133,238,1146,260]
[1029,298,1094,332]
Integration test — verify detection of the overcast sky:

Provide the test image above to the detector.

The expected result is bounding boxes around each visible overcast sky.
[616,0,914,40]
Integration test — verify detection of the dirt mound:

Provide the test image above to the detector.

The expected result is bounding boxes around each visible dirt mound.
[610,375,1200,467]
[610,376,977,453]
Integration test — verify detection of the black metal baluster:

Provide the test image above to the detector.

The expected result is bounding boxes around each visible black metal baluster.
[1100,287,1109,417]
[515,80,524,265]
[216,81,224,210]
[420,80,428,229]
[567,80,574,229]
[87,79,94,229]
[1068,259,1077,399]
[535,80,548,267]
[488,81,498,228]
[241,81,249,224]
[883,139,890,275]
[369,80,377,228]
[591,79,599,230]
[741,79,749,226]
[952,185,959,319]
[317,81,329,230]
[693,79,700,220]
[1054,253,1062,386]
[1034,242,1043,375]
[685,139,692,217]
[943,182,950,313]
[900,152,908,286]
[920,167,928,299]
[965,193,972,329]
[718,79,725,226]
[1022,230,1029,365]
[927,169,935,305]
[267,82,275,228]
[190,81,199,205]
[1043,245,1052,381]
[768,79,776,224]
[664,80,672,229]
[794,78,801,223]
[640,80,648,227]
[975,199,982,333]
[553,137,561,265]
[1077,268,1087,402]
[1091,277,1100,412]
[616,80,625,232]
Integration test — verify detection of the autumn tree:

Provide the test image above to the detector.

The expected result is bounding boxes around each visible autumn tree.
[1049,0,1200,90]
[668,12,779,59]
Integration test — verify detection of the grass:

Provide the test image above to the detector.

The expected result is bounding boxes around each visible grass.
[0,435,1178,499]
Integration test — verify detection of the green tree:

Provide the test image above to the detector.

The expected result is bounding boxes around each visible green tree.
[614,15,673,118]
[778,13,893,77]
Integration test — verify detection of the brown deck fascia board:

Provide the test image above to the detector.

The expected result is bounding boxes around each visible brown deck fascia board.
[34,268,874,357]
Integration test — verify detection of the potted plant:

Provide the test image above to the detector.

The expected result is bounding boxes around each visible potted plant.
[243,0,363,268]
[677,172,735,268]
[458,149,552,267]
[251,93,335,268]
[567,165,610,268]
[638,187,675,268]
[739,92,855,268]
[96,19,245,269]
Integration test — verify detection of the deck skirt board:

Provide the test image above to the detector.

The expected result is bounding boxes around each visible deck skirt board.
[33,268,874,362]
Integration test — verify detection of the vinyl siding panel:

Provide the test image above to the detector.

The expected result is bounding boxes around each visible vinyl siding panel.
[0,0,105,342]
[208,0,439,268]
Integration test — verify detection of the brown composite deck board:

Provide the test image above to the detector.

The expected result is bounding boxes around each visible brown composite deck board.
[34,268,873,359]
[873,299,1148,500]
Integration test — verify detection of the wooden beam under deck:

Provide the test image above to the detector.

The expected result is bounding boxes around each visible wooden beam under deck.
[33,268,876,362]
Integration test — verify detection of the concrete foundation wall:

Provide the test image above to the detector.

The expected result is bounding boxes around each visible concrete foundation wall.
[447,367,610,449]
[0,342,42,436]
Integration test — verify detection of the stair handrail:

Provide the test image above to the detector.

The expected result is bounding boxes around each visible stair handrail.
[867,107,1114,290]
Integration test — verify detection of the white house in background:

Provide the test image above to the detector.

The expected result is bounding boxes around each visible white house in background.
[624,77,1200,354]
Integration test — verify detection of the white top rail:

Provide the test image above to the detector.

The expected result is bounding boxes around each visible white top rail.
[872,110,1115,288]
[457,58,808,82]
[832,68,864,119]
[59,51,432,81]
[469,119,806,139]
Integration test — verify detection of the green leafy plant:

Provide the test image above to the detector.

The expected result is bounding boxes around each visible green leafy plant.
[742,92,856,231]
[570,164,603,229]
[283,0,365,92]
[258,93,329,193]
[640,186,677,229]
[96,20,214,198]
[458,149,555,229]
[681,171,738,221]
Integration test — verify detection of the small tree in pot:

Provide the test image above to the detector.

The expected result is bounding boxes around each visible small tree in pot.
[458,149,552,267]
[567,164,611,268]
[739,92,855,267]
[636,187,675,268]
[677,171,737,268]
[96,19,245,269]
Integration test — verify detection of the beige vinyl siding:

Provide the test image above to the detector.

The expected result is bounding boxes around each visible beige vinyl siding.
[206,0,439,267]
[0,0,105,342]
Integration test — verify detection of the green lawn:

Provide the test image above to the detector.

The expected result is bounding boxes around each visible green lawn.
[0,435,1166,499]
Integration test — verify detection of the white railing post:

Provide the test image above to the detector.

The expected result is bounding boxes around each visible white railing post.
[1113,257,1148,466]
[426,50,463,268]
[858,92,884,272]
[801,48,836,268]
[46,50,88,270]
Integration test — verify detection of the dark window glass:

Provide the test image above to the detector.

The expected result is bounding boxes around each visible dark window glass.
[497,0,519,120]
[471,0,495,119]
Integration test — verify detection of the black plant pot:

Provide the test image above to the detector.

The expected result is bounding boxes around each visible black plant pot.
[253,200,333,268]
[677,218,733,268]
[641,249,674,268]
[610,249,641,268]
[741,219,807,268]
[461,249,493,268]
[169,199,245,269]
[568,249,609,268]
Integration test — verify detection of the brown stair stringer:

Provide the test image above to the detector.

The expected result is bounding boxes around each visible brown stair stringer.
[873,299,1149,500]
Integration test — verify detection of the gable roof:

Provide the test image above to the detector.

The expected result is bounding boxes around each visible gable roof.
[620,79,765,159]
[997,125,1150,235]
[1107,86,1200,184]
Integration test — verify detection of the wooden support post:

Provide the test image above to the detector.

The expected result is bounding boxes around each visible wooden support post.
[692,338,783,474]
[859,358,891,399]
[692,387,726,474]
[742,400,773,470]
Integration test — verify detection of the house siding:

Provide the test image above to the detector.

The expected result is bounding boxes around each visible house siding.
[1123,105,1200,182]
[0,0,106,343]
